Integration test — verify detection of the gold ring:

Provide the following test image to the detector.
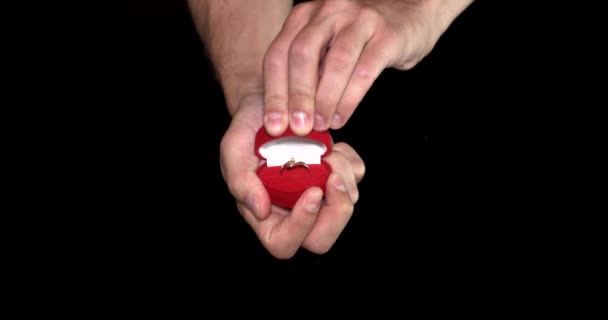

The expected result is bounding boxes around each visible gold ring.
[280,157,310,175]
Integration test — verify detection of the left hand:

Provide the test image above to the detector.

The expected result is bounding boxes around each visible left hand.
[262,0,454,136]
[220,94,365,259]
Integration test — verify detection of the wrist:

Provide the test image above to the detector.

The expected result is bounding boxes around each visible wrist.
[219,72,264,117]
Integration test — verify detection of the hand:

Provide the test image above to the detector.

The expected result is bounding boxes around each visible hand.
[220,94,366,259]
[263,0,466,136]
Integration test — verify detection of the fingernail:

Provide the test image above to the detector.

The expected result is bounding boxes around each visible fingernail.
[331,114,342,128]
[265,112,284,135]
[291,111,309,131]
[246,192,259,218]
[332,173,347,192]
[314,113,326,131]
[305,190,322,213]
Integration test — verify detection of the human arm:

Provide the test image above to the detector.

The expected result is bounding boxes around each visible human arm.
[188,0,366,258]
[187,0,292,114]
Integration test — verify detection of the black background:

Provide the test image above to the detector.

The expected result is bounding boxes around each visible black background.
[39,0,588,287]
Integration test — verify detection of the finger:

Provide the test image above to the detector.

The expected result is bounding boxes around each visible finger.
[323,149,359,203]
[264,187,323,259]
[236,202,264,231]
[236,202,298,259]
[332,142,366,183]
[221,157,271,220]
[220,123,271,220]
[331,39,389,129]
[287,16,337,135]
[314,22,374,131]
[302,173,354,254]
[264,3,316,136]
[236,202,286,238]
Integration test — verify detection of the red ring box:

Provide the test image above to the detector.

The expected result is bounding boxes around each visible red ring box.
[255,127,333,208]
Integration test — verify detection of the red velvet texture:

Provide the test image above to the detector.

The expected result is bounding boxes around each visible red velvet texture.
[255,127,333,208]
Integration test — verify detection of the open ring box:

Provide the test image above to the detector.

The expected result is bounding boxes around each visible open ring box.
[255,127,333,208]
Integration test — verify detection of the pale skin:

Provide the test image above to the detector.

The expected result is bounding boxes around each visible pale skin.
[188,0,472,258]
[263,0,474,136]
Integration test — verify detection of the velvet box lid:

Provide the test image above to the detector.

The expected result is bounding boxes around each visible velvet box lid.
[255,127,333,208]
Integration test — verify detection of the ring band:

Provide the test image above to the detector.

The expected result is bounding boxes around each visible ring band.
[280,157,310,175]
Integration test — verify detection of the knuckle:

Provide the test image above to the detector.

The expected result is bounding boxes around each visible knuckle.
[341,202,355,216]
[291,1,314,18]
[290,40,314,63]
[314,96,336,116]
[395,42,424,70]
[263,236,298,260]
[305,240,333,255]
[333,198,355,217]
[224,175,241,196]
[354,158,366,180]
[399,57,423,71]
[269,247,298,260]
[264,50,284,73]
[318,0,347,15]
[357,6,380,22]
[327,48,354,73]
[265,94,288,110]
[331,142,348,153]
[290,91,315,110]
[351,189,360,204]
[336,100,356,122]
[353,63,375,82]
[325,152,346,170]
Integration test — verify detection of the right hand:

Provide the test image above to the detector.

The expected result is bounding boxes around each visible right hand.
[262,0,472,136]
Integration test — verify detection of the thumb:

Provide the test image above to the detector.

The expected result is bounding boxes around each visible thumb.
[222,164,271,220]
